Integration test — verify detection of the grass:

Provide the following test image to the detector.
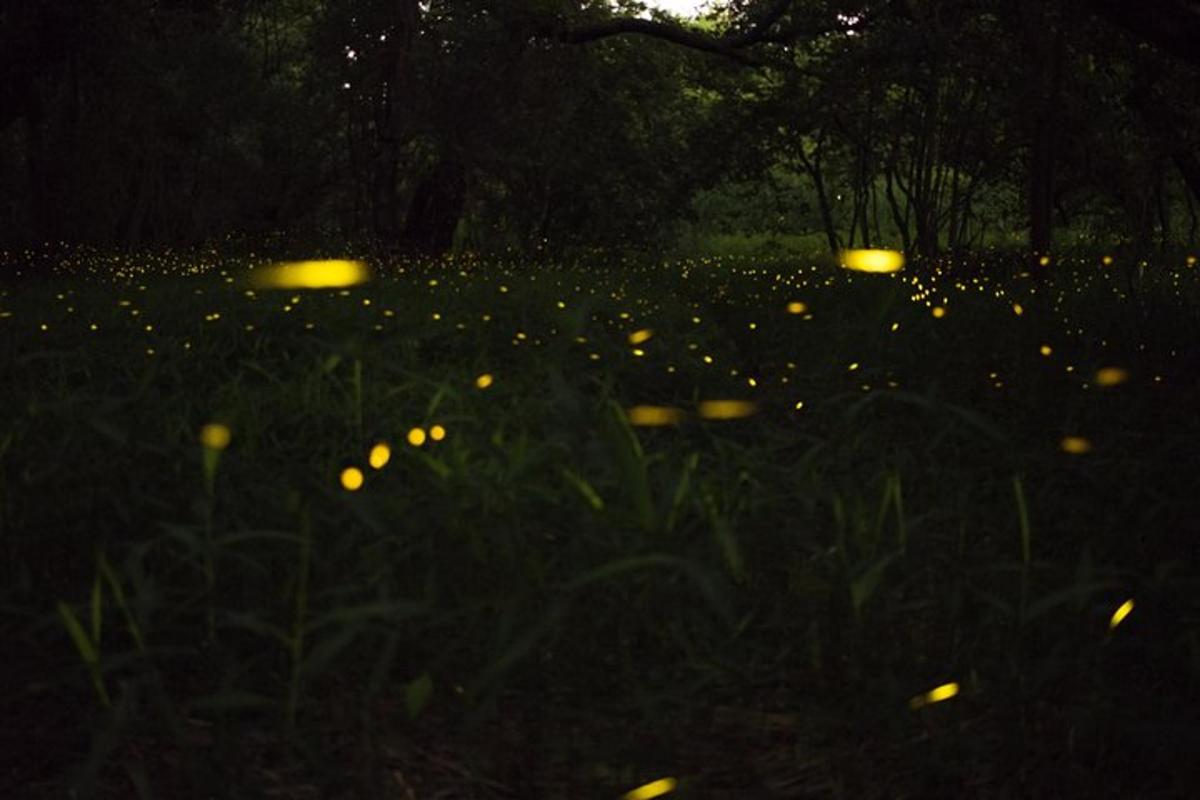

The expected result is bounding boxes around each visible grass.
[1,246,1199,798]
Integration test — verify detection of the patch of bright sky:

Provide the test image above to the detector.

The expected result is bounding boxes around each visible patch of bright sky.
[636,1,713,19]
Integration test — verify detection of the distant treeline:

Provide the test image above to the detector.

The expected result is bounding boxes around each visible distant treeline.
[2,0,1198,258]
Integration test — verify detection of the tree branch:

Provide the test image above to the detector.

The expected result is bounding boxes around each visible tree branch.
[559,0,796,65]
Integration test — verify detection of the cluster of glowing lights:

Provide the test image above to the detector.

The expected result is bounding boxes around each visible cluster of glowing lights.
[840,249,905,274]
[340,428,448,491]
[624,400,760,426]
[908,681,959,710]
[369,442,392,469]
[249,259,370,290]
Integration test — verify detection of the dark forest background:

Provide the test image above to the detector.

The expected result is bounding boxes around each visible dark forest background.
[3,0,1199,259]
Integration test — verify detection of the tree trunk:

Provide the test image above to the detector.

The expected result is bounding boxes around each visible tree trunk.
[371,0,420,239]
[402,159,466,255]
[1026,23,1065,262]
[796,143,839,254]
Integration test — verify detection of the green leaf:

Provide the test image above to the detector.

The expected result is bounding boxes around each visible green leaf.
[300,624,364,683]
[850,552,898,616]
[405,672,434,719]
[703,489,745,583]
[602,399,654,531]
[57,601,99,667]
[90,570,104,645]
[663,452,699,534]
[561,467,605,512]
[221,610,290,646]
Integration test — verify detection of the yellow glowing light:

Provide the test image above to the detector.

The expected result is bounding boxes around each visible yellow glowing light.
[1038,255,1051,267]
[1012,303,1024,316]
[1040,345,1053,356]
[623,777,678,800]
[786,301,808,314]
[1060,436,1092,454]
[909,682,959,709]
[1094,367,1129,387]
[340,467,364,491]
[628,328,654,345]
[1187,256,1197,266]
[199,423,231,451]
[475,373,494,389]
[840,249,904,273]
[1109,598,1135,630]
[407,428,427,447]
[1102,255,1114,266]
[430,425,446,441]
[697,400,758,420]
[627,405,686,426]
[249,259,369,290]
[848,362,859,371]
[369,443,391,469]
[931,306,946,318]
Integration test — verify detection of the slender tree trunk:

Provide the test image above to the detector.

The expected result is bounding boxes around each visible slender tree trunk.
[402,159,466,254]
[797,144,839,253]
[372,0,420,239]
[1027,24,1065,262]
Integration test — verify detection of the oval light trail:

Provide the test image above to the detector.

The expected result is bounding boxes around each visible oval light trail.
[250,259,370,290]
[909,681,959,710]
[623,777,677,800]
[1060,436,1093,454]
[1094,367,1129,387]
[1109,598,1135,630]
[627,405,686,426]
[840,249,905,273]
[697,400,758,420]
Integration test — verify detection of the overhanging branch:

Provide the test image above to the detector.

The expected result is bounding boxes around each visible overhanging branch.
[558,0,797,65]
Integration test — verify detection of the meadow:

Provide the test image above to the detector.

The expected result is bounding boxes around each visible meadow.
[2,247,1199,798]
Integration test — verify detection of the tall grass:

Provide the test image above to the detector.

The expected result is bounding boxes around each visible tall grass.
[1,248,1198,797]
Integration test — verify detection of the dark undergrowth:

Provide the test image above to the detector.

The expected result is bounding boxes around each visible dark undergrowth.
[2,247,1199,798]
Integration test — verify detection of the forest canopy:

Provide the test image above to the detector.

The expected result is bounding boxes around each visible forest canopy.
[2,0,1198,258]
